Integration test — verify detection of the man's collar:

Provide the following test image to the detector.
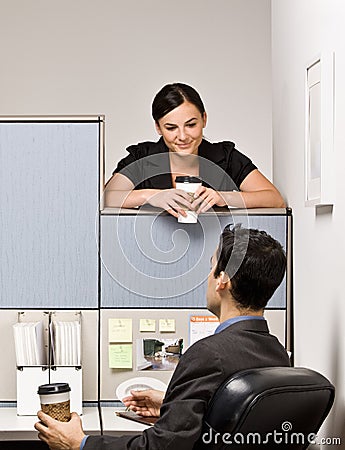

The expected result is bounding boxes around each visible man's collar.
[214,315,265,334]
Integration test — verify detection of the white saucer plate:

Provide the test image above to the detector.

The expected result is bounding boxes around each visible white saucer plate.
[116,377,167,401]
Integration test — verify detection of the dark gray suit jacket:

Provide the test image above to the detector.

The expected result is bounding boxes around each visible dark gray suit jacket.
[85,319,290,450]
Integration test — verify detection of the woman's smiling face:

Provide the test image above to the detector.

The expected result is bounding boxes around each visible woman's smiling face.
[155,101,207,155]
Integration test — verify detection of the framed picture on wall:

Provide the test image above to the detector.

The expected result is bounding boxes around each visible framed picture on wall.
[305,52,335,207]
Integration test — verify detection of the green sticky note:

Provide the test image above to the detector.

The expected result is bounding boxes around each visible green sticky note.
[109,344,133,369]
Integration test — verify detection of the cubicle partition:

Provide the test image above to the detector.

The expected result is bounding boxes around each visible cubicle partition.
[0,117,292,440]
[99,207,292,400]
[100,209,289,309]
[0,117,101,309]
[0,117,103,440]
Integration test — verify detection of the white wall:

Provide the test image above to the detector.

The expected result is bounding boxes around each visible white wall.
[272,0,345,446]
[0,0,272,180]
[2,0,343,442]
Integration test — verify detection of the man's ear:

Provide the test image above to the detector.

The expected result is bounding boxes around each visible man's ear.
[215,271,230,291]
[155,122,162,135]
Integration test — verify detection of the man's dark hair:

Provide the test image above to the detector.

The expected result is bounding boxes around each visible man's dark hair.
[214,224,286,311]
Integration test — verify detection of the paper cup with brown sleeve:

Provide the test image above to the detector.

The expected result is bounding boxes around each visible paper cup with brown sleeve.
[175,176,202,223]
[38,383,71,422]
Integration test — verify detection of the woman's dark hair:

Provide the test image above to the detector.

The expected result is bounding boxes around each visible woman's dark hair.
[152,83,205,122]
[214,224,287,311]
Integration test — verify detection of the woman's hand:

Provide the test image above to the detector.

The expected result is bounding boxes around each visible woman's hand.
[144,189,193,218]
[190,186,226,213]
[122,389,164,418]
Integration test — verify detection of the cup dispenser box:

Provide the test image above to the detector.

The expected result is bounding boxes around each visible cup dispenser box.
[14,311,82,415]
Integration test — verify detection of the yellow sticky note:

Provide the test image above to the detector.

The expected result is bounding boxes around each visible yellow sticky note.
[159,319,176,332]
[108,318,132,343]
[109,344,133,369]
[139,319,156,332]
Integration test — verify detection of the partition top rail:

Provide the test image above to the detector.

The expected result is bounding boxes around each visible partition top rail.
[0,115,105,122]
[101,206,291,216]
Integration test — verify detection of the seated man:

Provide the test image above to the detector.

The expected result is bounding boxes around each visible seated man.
[35,224,290,450]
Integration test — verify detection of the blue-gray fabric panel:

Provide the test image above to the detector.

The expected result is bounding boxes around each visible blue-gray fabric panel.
[100,214,286,308]
[0,122,99,308]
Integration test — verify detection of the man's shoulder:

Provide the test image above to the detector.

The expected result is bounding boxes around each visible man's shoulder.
[185,326,236,355]
[184,319,270,356]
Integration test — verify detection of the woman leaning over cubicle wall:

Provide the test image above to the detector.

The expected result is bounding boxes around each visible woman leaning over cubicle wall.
[105,83,285,218]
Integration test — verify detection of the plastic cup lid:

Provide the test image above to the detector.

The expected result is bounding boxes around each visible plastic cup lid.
[175,176,201,183]
[37,383,71,395]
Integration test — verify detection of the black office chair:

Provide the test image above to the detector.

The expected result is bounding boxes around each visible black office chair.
[194,366,335,450]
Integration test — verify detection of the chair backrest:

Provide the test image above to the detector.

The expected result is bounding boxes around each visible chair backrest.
[194,366,335,450]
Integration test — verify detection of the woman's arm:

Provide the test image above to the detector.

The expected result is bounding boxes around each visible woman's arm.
[104,173,192,218]
[104,173,151,209]
[226,169,286,208]
[191,169,286,212]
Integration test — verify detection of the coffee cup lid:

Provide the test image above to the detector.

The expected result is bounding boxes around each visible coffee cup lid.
[38,383,71,395]
[175,176,201,183]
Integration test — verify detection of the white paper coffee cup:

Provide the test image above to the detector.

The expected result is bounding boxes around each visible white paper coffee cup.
[175,176,202,223]
[38,383,71,422]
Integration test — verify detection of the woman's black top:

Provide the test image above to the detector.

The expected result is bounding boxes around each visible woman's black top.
[113,138,257,191]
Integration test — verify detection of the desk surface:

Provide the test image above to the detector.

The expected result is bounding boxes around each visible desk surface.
[0,407,100,441]
[101,407,150,436]
[0,407,149,441]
